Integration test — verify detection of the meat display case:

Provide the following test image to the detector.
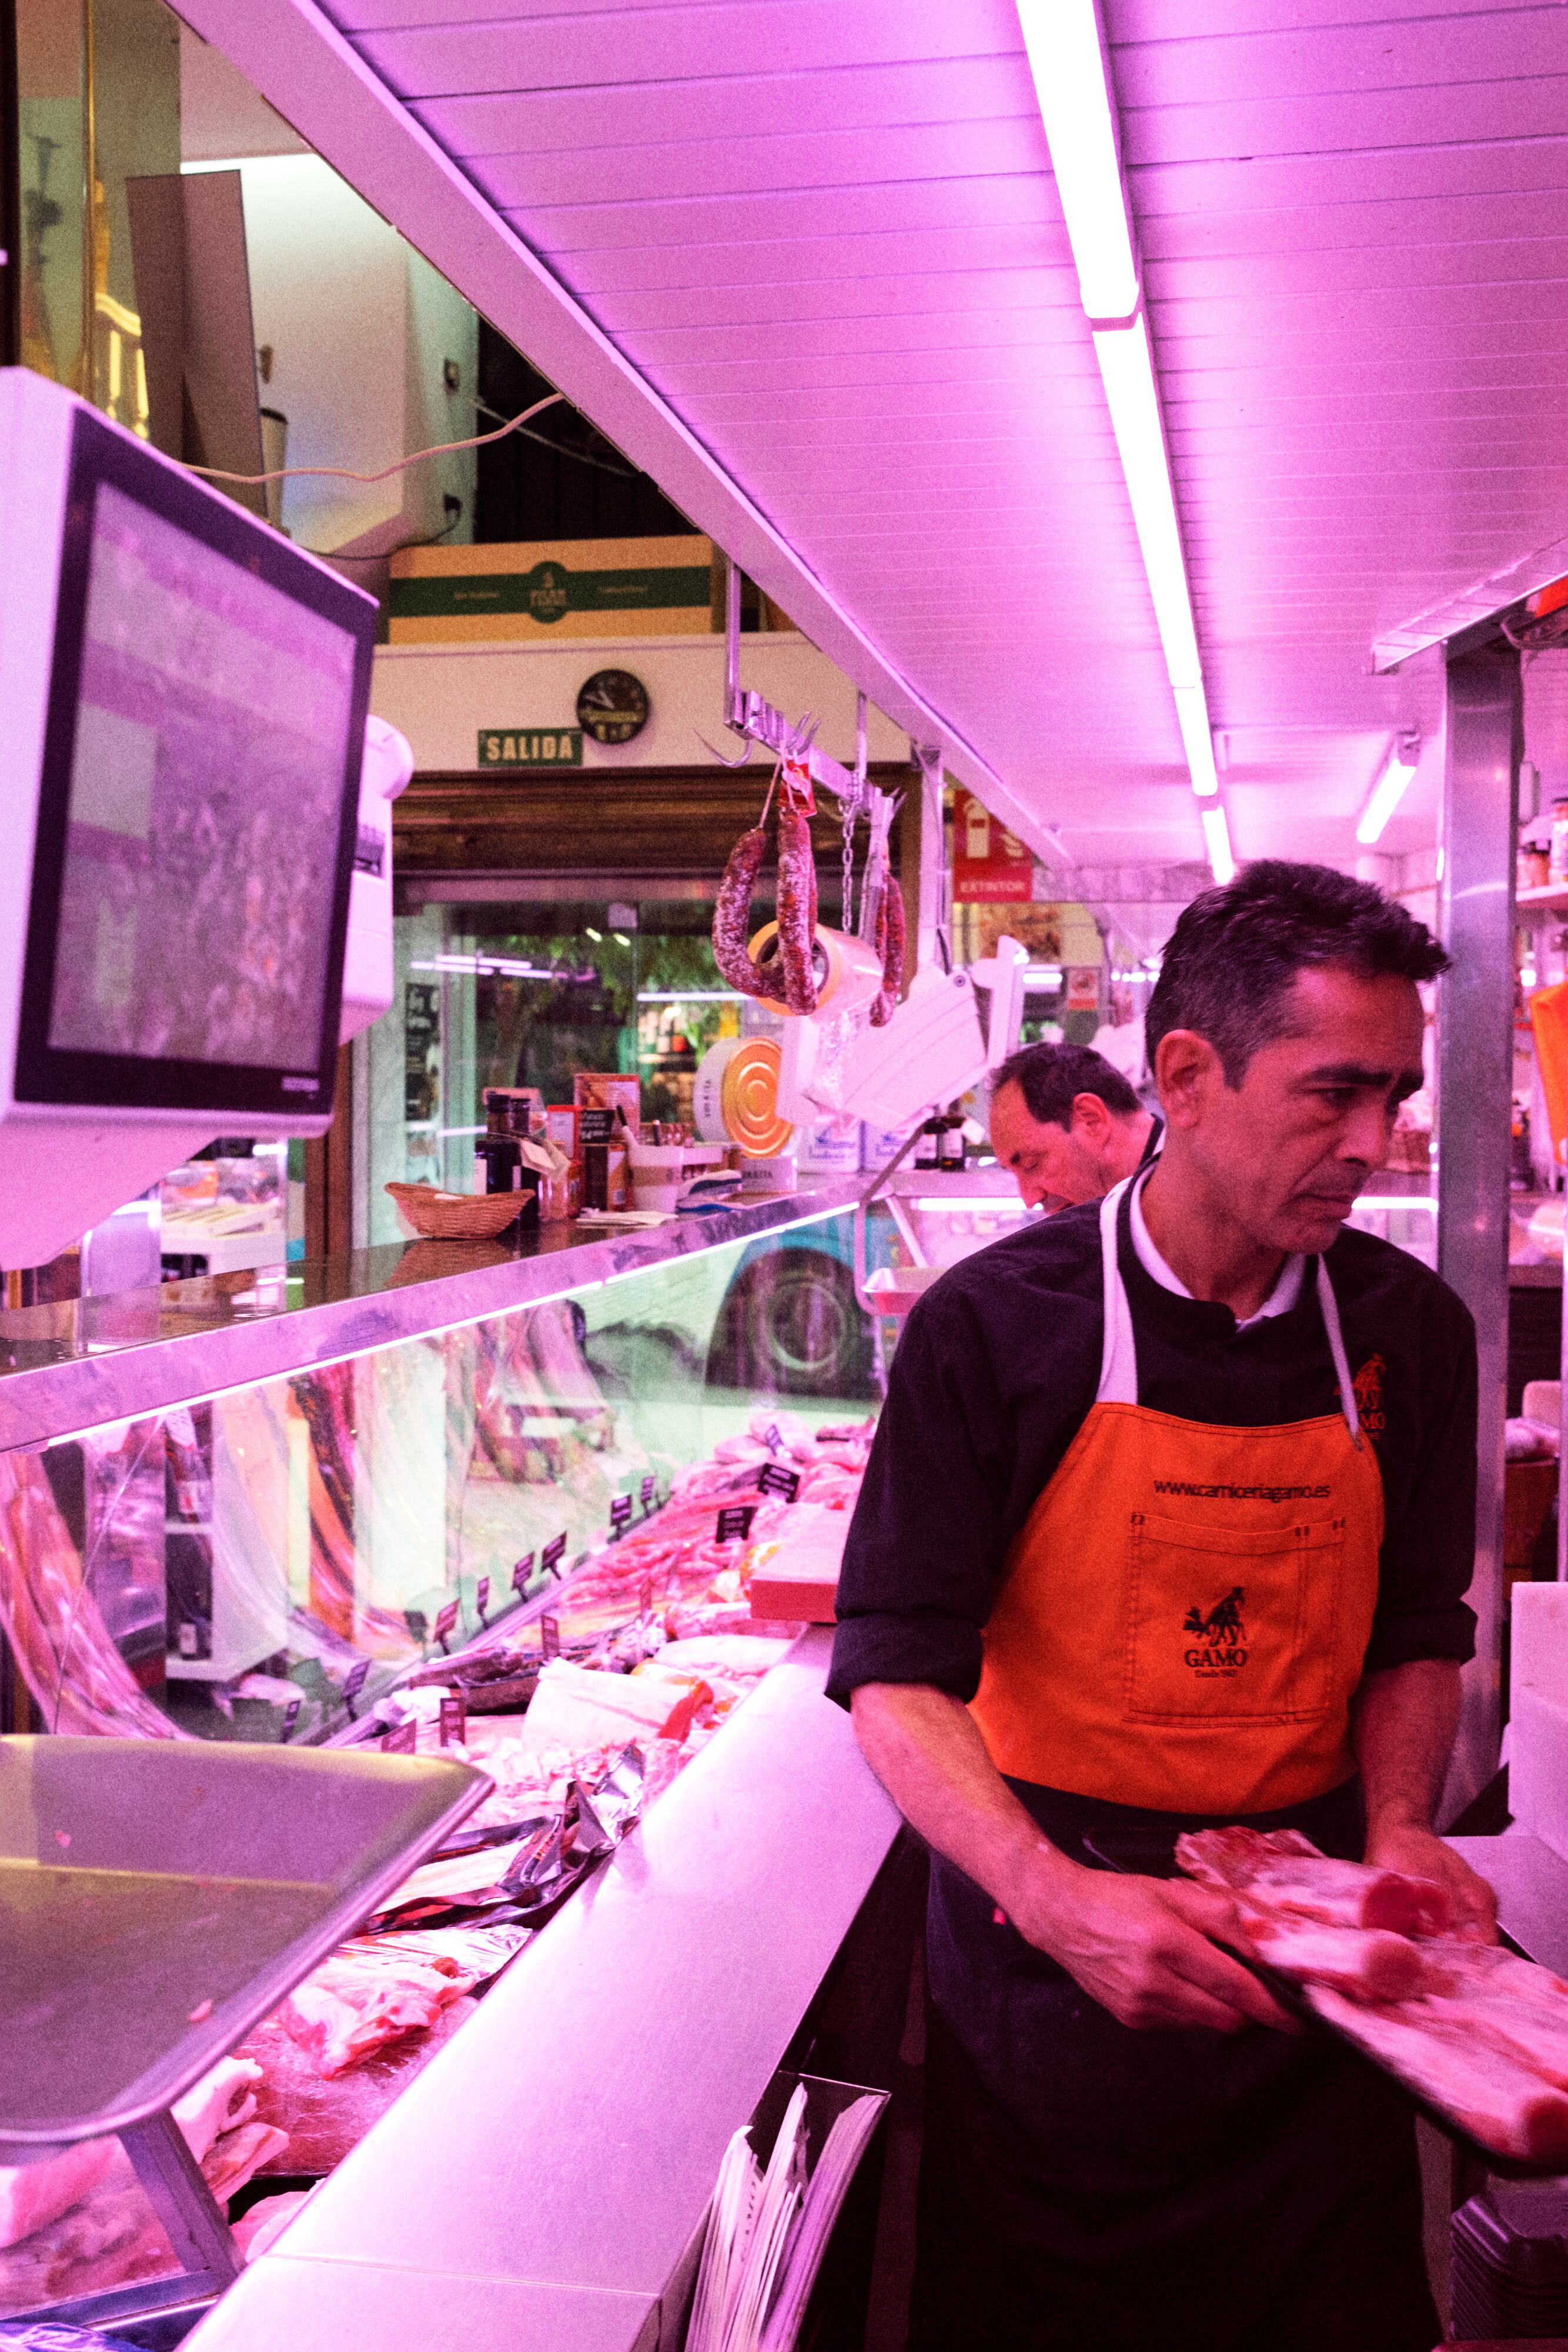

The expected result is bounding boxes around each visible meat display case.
[0,1184,905,2348]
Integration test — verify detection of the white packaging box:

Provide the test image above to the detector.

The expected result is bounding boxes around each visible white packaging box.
[1510,1581,1568,1866]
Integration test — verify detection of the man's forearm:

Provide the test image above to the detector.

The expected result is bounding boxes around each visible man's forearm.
[1353,1657,1461,1836]
[848,1680,1292,2033]
[850,1681,1045,1915]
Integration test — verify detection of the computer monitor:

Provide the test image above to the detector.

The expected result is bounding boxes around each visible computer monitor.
[0,368,379,1268]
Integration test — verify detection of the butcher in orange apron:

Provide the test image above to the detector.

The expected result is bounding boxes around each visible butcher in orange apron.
[830,858,1496,2352]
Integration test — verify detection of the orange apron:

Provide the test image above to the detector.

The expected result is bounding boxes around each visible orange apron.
[970,1174,1385,1817]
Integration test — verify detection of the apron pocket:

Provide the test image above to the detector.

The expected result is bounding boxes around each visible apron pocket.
[1124,1511,1343,1725]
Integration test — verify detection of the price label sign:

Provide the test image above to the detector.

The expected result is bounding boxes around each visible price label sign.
[640,1475,657,1512]
[433,1598,461,1653]
[476,1576,491,1625]
[540,1614,561,1662]
[716,1504,757,1544]
[512,1553,536,1598]
[280,1696,302,1742]
[343,1658,371,1715]
[438,1694,467,1749]
[541,1532,567,1579]
[610,1495,633,1538]
[381,1720,417,1756]
[757,1463,800,1502]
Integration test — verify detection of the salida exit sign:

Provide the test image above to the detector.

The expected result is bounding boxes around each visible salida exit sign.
[477,727,583,768]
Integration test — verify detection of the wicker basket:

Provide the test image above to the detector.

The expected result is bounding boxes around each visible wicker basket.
[385,1182,523,1241]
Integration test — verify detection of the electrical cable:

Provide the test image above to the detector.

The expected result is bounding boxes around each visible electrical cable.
[184,390,566,490]
[470,395,641,482]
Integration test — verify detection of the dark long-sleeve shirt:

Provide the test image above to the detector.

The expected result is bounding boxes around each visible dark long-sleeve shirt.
[828,1204,1477,1708]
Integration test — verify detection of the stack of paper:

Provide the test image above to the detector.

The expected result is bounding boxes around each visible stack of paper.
[686,2084,885,2352]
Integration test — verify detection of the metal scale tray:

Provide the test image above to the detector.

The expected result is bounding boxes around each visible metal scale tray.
[0,1735,489,2333]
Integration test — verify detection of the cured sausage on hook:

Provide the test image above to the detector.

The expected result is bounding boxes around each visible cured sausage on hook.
[870,875,906,1027]
[712,826,787,1001]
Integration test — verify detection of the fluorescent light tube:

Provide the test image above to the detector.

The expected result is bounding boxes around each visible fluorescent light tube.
[1355,743,1420,846]
[1172,683,1219,797]
[1015,0,1138,318]
[1201,803,1236,884]
[1092,318,1201,689]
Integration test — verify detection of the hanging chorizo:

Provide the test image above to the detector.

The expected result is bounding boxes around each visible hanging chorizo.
[775,807,820,1015]
[869,874,905,1027]
[712,826,785,1001]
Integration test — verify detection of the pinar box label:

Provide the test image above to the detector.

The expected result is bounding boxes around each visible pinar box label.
[387,535,713,644]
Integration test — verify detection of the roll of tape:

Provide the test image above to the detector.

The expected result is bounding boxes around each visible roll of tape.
[745,922,884,1018]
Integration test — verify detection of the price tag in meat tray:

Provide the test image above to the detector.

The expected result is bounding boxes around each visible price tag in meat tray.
[757,1463,800,1502]
[541,1532,568,1579]
[475,1576,491,1626]
[381,1720,417,1756]
[511,1553,536,1599]
[343,1658,371,1716]
[280,1696,302,1742]
[610,1495,633,1538]
[540,1614,561,1662]
[716,1504,757,1543]
[433,1598,461,1654]
[438,1694,467,1749]
[640,1475,657,1513]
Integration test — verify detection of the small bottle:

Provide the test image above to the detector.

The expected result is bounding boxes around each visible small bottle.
[914,1118,940,1171]
[938,1113,966,1171]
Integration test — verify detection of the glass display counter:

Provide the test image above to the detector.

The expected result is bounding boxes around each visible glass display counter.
[0,1180,908,2351]
[0,1180,867,1744]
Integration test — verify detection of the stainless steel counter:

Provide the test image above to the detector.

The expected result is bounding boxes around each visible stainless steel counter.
[186,1627,900,2352]
[0,1180,862,1454]
[1447,1827,1568,1976]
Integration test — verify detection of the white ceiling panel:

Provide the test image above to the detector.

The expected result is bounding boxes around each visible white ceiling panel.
[170,0,1568,876]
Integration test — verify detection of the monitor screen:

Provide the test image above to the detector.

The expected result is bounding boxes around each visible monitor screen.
[16,407,376,1118]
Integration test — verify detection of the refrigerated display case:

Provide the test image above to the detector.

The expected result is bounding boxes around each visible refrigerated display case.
[0,1184,906,2348]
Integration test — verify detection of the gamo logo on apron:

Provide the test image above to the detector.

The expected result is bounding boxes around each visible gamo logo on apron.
[969,1175,1385,1818]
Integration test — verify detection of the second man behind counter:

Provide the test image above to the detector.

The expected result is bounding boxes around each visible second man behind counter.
[988,1042,1161,1211]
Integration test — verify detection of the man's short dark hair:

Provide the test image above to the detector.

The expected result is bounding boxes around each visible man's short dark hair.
[991,1041,1141,1128]
[1146,859,1449,1087]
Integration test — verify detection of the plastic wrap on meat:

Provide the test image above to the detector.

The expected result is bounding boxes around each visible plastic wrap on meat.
[1176,1826,1452,1935]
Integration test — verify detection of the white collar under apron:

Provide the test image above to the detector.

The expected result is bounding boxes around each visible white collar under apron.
[1099,1168,1362,1442]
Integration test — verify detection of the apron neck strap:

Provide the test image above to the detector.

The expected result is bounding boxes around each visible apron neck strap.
[1315,1254,1362,1446]
[1096,1177,1139,1405]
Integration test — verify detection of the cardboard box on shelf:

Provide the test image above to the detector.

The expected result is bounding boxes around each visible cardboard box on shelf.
[387,536,713,644]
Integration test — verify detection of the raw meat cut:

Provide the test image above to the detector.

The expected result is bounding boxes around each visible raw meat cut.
[232,2187,310,2261]
[1308,1984,1568,2165]
[1176,1826,1452,1935]
[0,2142,117,2254]
[240,1999,480,2177]
[1235,1911,1430,2002]
[170,2056,262,2164]
[279,1950,469,2078]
